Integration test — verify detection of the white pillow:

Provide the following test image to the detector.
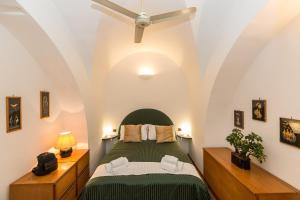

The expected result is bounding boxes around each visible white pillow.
[147,124,156,140]
[141,125,148,140]
[120,125,125,140]
[120,125,147,140]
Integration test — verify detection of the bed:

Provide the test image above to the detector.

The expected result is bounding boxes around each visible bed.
[79,109,211,200]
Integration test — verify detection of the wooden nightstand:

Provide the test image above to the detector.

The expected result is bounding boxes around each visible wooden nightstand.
[10,149,89,200]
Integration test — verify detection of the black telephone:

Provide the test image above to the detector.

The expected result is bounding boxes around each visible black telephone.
[32,152,58,176]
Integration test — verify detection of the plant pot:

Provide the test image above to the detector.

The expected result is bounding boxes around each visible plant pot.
[231,152,250,170]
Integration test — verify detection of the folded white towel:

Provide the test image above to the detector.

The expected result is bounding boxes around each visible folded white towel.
[161,161,177,172]
[177,161,184,171]
[160,156,184,172]
[111,164,128,174]
[111,157,128,168]
[163,155,178,164]
[105,157,129,173]
[105,163,112,173]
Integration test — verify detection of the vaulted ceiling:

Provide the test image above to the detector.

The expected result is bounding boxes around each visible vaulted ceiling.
[2,0,300,170]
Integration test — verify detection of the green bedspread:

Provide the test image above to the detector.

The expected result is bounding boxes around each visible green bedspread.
[100,140,191,164]
[79,140,211,200]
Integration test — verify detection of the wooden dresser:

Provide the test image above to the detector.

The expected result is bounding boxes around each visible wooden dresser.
[203,148,300,200]
[10,149,89,200]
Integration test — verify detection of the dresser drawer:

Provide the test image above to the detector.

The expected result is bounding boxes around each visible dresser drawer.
[77,167,89,195]
[10,184,54,200]
[60,183,76,200]
[56,165,76,200]
[77,153,89,176]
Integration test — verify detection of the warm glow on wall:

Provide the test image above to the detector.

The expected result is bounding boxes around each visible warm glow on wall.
[102,125,117,138]
[138,66,155,79]
[178,122,192,137]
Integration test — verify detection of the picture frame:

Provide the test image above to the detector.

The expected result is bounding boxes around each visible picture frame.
[40,91,50,118]
[234,110,244,129]
[6,96,22,133]
[252,99,267,122]
[280,118,300,148]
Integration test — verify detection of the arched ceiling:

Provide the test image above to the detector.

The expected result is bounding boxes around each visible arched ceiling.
[0,0,84,113]
[30,0,202,75]
[5,0,300,170]
[204,0,300,146]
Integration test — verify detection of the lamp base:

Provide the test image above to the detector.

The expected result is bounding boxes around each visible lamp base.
[60,148,73,158]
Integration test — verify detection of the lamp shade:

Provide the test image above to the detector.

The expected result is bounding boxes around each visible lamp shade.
[55,131,76,150]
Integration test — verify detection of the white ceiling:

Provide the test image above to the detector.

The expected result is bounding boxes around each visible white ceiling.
[51,0,201,74]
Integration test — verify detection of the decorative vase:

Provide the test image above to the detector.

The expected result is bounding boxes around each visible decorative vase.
[231,152,250,170]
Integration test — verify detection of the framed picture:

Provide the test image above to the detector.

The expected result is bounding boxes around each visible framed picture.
[6,96,22,133]
[234,110,244,129]
[40,91,50,118]
[252,99,267,122]
[280,118,300,148]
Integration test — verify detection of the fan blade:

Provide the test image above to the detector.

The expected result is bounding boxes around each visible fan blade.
[0,5,25,15]
[150,7,196,24]
[135,25,144,43]
[92,0,138,19]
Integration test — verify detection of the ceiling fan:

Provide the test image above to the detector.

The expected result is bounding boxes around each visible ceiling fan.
[0,5,25,16]
[92,0,196,43]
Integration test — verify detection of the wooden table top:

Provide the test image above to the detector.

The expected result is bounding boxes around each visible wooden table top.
[11,162,75,185]
[203,147,299,195]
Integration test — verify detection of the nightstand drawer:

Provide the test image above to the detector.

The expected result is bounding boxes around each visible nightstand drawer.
[77,153,89,176]
[56,165,76,200]
[60,183,76,200]
[77,167,89,195]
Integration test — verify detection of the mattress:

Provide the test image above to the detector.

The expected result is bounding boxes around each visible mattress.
[79,140,211,200]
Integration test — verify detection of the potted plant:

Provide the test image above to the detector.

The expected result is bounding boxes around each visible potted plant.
[226,128,266,170]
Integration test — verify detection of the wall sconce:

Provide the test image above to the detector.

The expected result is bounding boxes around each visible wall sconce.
[102,127,117,139]
[138,67,155,80]
[177,123,192,138]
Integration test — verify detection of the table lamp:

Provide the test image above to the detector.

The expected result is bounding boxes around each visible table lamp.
[56,131,76,158]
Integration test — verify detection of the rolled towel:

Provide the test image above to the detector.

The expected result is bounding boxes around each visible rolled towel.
[161,161,177,172]
[111,157,128,168]
[105,157,129,173]
[177,161,184,171]
[163,155,178,164]
[112,164,128,174]
[105,163,112,173]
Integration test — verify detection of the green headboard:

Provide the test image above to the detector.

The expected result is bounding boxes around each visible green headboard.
[118,109,173,135]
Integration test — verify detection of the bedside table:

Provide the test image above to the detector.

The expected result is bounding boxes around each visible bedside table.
[10,149,89,200]
[57,149,89,197]
[176,134,192,154]
[102,134,118,154]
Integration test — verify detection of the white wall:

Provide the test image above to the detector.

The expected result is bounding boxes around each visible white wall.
[207,14,300,189]
[0,24,87,199]
[189,0,268,170]
[231,16,300,189]
[101,52,191,132]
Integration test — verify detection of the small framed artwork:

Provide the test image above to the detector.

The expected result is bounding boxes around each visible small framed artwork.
[40,91,50,118]
[280,118,300,148]
[234,110,244,129]
[252,99,267,122]
[6,96,22,133]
